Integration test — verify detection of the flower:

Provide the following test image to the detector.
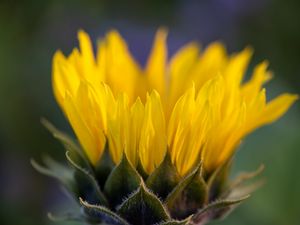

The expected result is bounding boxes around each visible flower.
[31,28,299,225]
[53,29,297,176]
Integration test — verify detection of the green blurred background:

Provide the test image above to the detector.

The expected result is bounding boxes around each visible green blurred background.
[0,0,299,224]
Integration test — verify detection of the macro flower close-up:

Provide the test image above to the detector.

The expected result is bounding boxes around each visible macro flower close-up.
[31,29,297,225]
[1,1,300,225]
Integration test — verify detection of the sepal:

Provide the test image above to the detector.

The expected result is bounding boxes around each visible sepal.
[66,151,108,206]
[80,198,130,225]
[95,146,115,188]
[41,118,91,169]
[137,159,149,180]
[41,118,80,152]
[207,159,232,201]
[104,154,142,208]
[31,156,77,197]
[158,216,192,225]
[117,180,170,225]
[165,163,208,219]
[47,212,85,223]
[191,195,250,225]
[146,152,180,200]
[223,165,265,199]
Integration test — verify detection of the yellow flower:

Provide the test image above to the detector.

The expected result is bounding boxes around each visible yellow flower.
[52,29,297,176]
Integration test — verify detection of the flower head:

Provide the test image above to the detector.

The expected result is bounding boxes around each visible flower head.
[31,28,299,225]
[53,29,297,176]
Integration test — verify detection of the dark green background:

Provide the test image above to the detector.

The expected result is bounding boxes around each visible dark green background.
[0,0,299,225]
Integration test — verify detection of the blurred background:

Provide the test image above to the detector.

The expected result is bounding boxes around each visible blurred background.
[0,0,299,224]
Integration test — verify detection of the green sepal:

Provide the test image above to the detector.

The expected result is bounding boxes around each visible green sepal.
[226,180,264,200]
[146,152,181,200]
[191,195,250,224]
[137,159,149,180]
[79,198,130,225]
[165,163,208,219]
[66,151,108,206]
[158,221,189,225]
[226,165,264,192]
[31,156,77,197]
[104,154,142,208]
[41,118,91,169]
[47,212,85,223]
[95,145,114,188]
[207,158,232,201]
[117,180,170,225]
[41,118,80,152]
[223,165,265,199]
[158,216,192,225]
[66,146,93,173]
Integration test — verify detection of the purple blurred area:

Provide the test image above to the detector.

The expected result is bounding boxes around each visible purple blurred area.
[0,0,299,225]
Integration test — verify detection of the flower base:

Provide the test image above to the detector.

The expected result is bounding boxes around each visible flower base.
[32,119,263,225]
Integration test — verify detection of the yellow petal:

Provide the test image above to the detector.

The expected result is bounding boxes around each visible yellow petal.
[146,28,168,97]
[241,61,272,104]
[77,30,103,85]
[139,95,155,173]
[105,30,141,102]
[191,42,227,91]
[168,85,197,175]
[52,51,80,107]
[95,39,107,83]
[241,88,266,135]
[224,47,253,88]
[168,42,199,112]
[257,93,298,126]
[78,30,95,68]
[139,91,167,173]
[196,76,230,171]
[76,82,106,135]
[107,93,130,164]
[127,97,145,166]
[216,101,247,166]
[168,84,195,153]
[101,82,116,121]
[64,92,105,165]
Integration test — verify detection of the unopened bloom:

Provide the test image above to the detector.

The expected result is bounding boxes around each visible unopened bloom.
[53,29,297,176]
